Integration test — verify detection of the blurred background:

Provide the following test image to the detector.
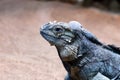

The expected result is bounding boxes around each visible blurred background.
[0,0,120,80]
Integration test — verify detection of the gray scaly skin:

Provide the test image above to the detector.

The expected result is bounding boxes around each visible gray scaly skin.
[40,21,120,80]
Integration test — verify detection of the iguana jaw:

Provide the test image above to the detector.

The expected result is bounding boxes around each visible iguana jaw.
[40,27,68,47]
[40,30,56,46]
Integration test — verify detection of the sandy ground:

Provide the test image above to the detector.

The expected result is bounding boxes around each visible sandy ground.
[0,0,120,80]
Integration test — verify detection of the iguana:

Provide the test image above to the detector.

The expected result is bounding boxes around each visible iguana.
[40,21,120,80]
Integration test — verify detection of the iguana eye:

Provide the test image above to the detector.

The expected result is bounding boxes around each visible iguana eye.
[55,27,62,32]
[53,26,64,33]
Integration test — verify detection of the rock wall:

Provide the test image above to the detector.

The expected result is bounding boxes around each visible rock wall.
[82,0,120,12]
[38,0,120,12]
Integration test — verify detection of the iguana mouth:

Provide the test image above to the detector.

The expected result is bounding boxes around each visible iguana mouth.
[40,30,56,46]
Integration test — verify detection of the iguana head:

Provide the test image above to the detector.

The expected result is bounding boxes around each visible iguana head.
[40,21,82,47]
[40,21,83,61]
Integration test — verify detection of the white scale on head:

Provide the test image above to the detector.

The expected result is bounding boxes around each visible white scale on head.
[68,21,95,38]
[68,21,83,31]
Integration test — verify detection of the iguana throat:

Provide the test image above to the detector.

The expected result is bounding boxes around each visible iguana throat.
[56,39,80,61]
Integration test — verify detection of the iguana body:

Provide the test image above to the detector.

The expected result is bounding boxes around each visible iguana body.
[40,21,120,80]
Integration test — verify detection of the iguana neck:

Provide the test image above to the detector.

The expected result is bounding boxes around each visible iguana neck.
[56,37,97,66]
